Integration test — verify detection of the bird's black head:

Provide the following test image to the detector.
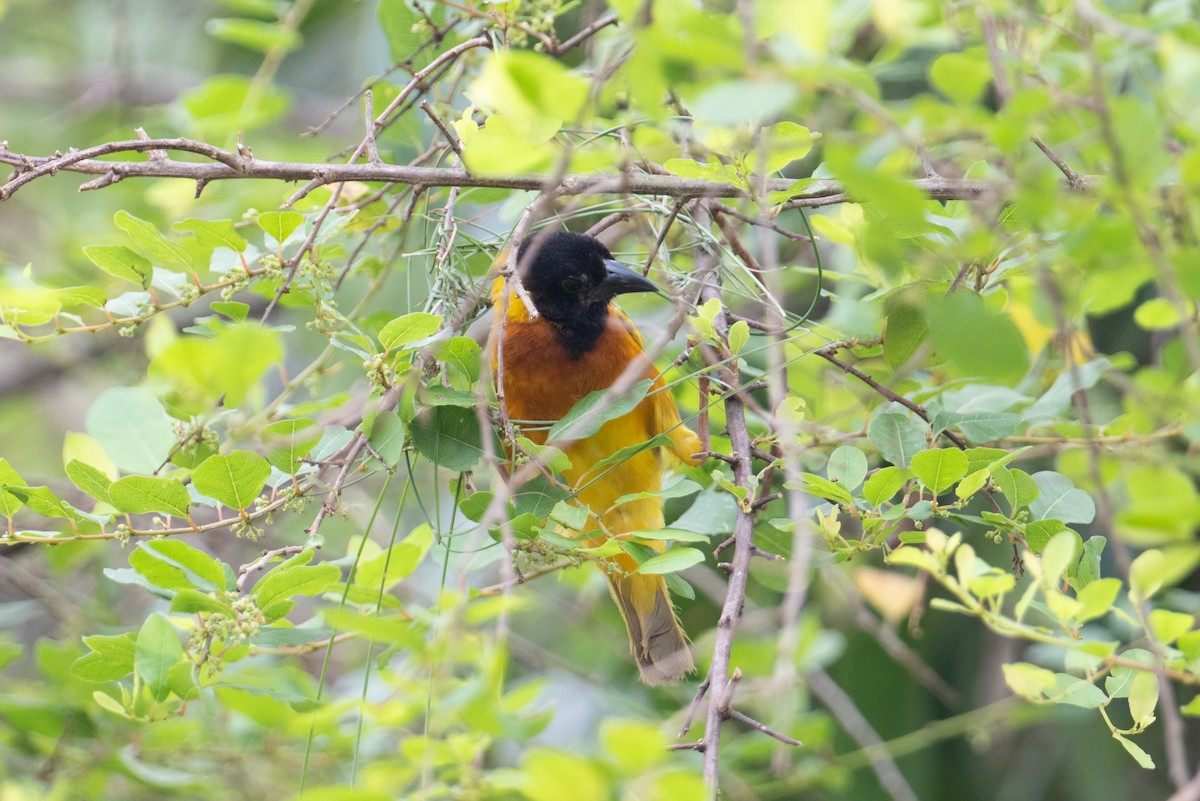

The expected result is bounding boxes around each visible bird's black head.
[517,231,657,358]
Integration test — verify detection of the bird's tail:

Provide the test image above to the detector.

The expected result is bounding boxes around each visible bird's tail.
[606,570,694,685]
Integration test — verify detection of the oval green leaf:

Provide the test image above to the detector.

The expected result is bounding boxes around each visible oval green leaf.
[192,451,271,510]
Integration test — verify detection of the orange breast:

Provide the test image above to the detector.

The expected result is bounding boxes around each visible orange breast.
[490,306,666,534]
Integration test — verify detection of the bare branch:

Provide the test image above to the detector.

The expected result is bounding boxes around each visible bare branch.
[550,12,619,55]
[808,669,920,801]
[420,100,465,159]
[0,139,1079,205]
[1031,136,1084,188]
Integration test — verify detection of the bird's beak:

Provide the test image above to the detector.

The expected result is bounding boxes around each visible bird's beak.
[600,259,658,298]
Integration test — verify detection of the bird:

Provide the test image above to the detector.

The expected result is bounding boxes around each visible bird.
[488,230,704,685]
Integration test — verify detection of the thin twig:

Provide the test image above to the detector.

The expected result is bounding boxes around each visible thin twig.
[1031,136,1084,188]
[420,100,464,159]
[549,12,619,55]
[237,545,307,591]
[808,669,921,801]
[815,344,968,449]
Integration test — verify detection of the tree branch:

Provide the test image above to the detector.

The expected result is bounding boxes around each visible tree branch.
[815,342,968,449]
[0,138,1074,204]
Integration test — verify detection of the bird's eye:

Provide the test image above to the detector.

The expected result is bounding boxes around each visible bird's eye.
[561,276,583,292]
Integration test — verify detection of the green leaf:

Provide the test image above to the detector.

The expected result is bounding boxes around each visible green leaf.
[548,379,652,443]
[1074,536,1106,588]
[1181,696,1200,718]
[965,446,1010,475]
[1028,472,1096,524]
[1024,519,1069,553]
[993,467,1039,513]
[129,539,228,592]
[192,451,271,510]
[1002,662,1056,701]
[1051,674,1107,708]
[365,412,406,469]
[827,446,868,490]
[380,312,442,350]
[928,292,1029,384]
[907,500,933,521]
[1041,530,1081,584]
[135,613,185,702]
[955,469,989,500]
[354,525,432,592]
[1149,609,1194,646]
[180,74,290,139]
[756,121,815,174]
[826,142,928,227]
[206,18,301,52]
[1024,359,1111,421]
[910,448,968,494]
[108,476,191,517]
[938,412,1020,443]
[588,434,674,472]
[4,485,70,520]
[152,323,283,410]
[65,460,114,505]
[256,211,304,245]
[459,491,495,523]
[54,285,107,309]
[422,385,479,408]
[884,304,928,369]
[264,418,322,474]
[114,211,191,268]
[210,301,249,321]
[613,478,701,509]
[549,500,589,530]
[435,336,482,382]
[170,589,234,615]
[863,466,912,506]
[601,719,666,774]
[1075,578,1121,623]
[1134,298,1180,331]
[968,572,1015,598]
[173,218,247,252]
[512,475,570,518]
[252,559,340,613]
[72,633,137,682]
[1106,649,1156,698]
[794,473,855,506]
[1130,549,1167,602]
[929,50,992,104]
[636,547,705,575]
[83,245,152,287]
[628,528,712,543]
[85,387,177,474]
[867,413,927,467]
[378,0,421,61]
[471,49,589,129]
[505,512,544,541]
[92,691,131,718]
[1113,733,1156,769]
[727,320,749,355]
[410,406,482,472]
